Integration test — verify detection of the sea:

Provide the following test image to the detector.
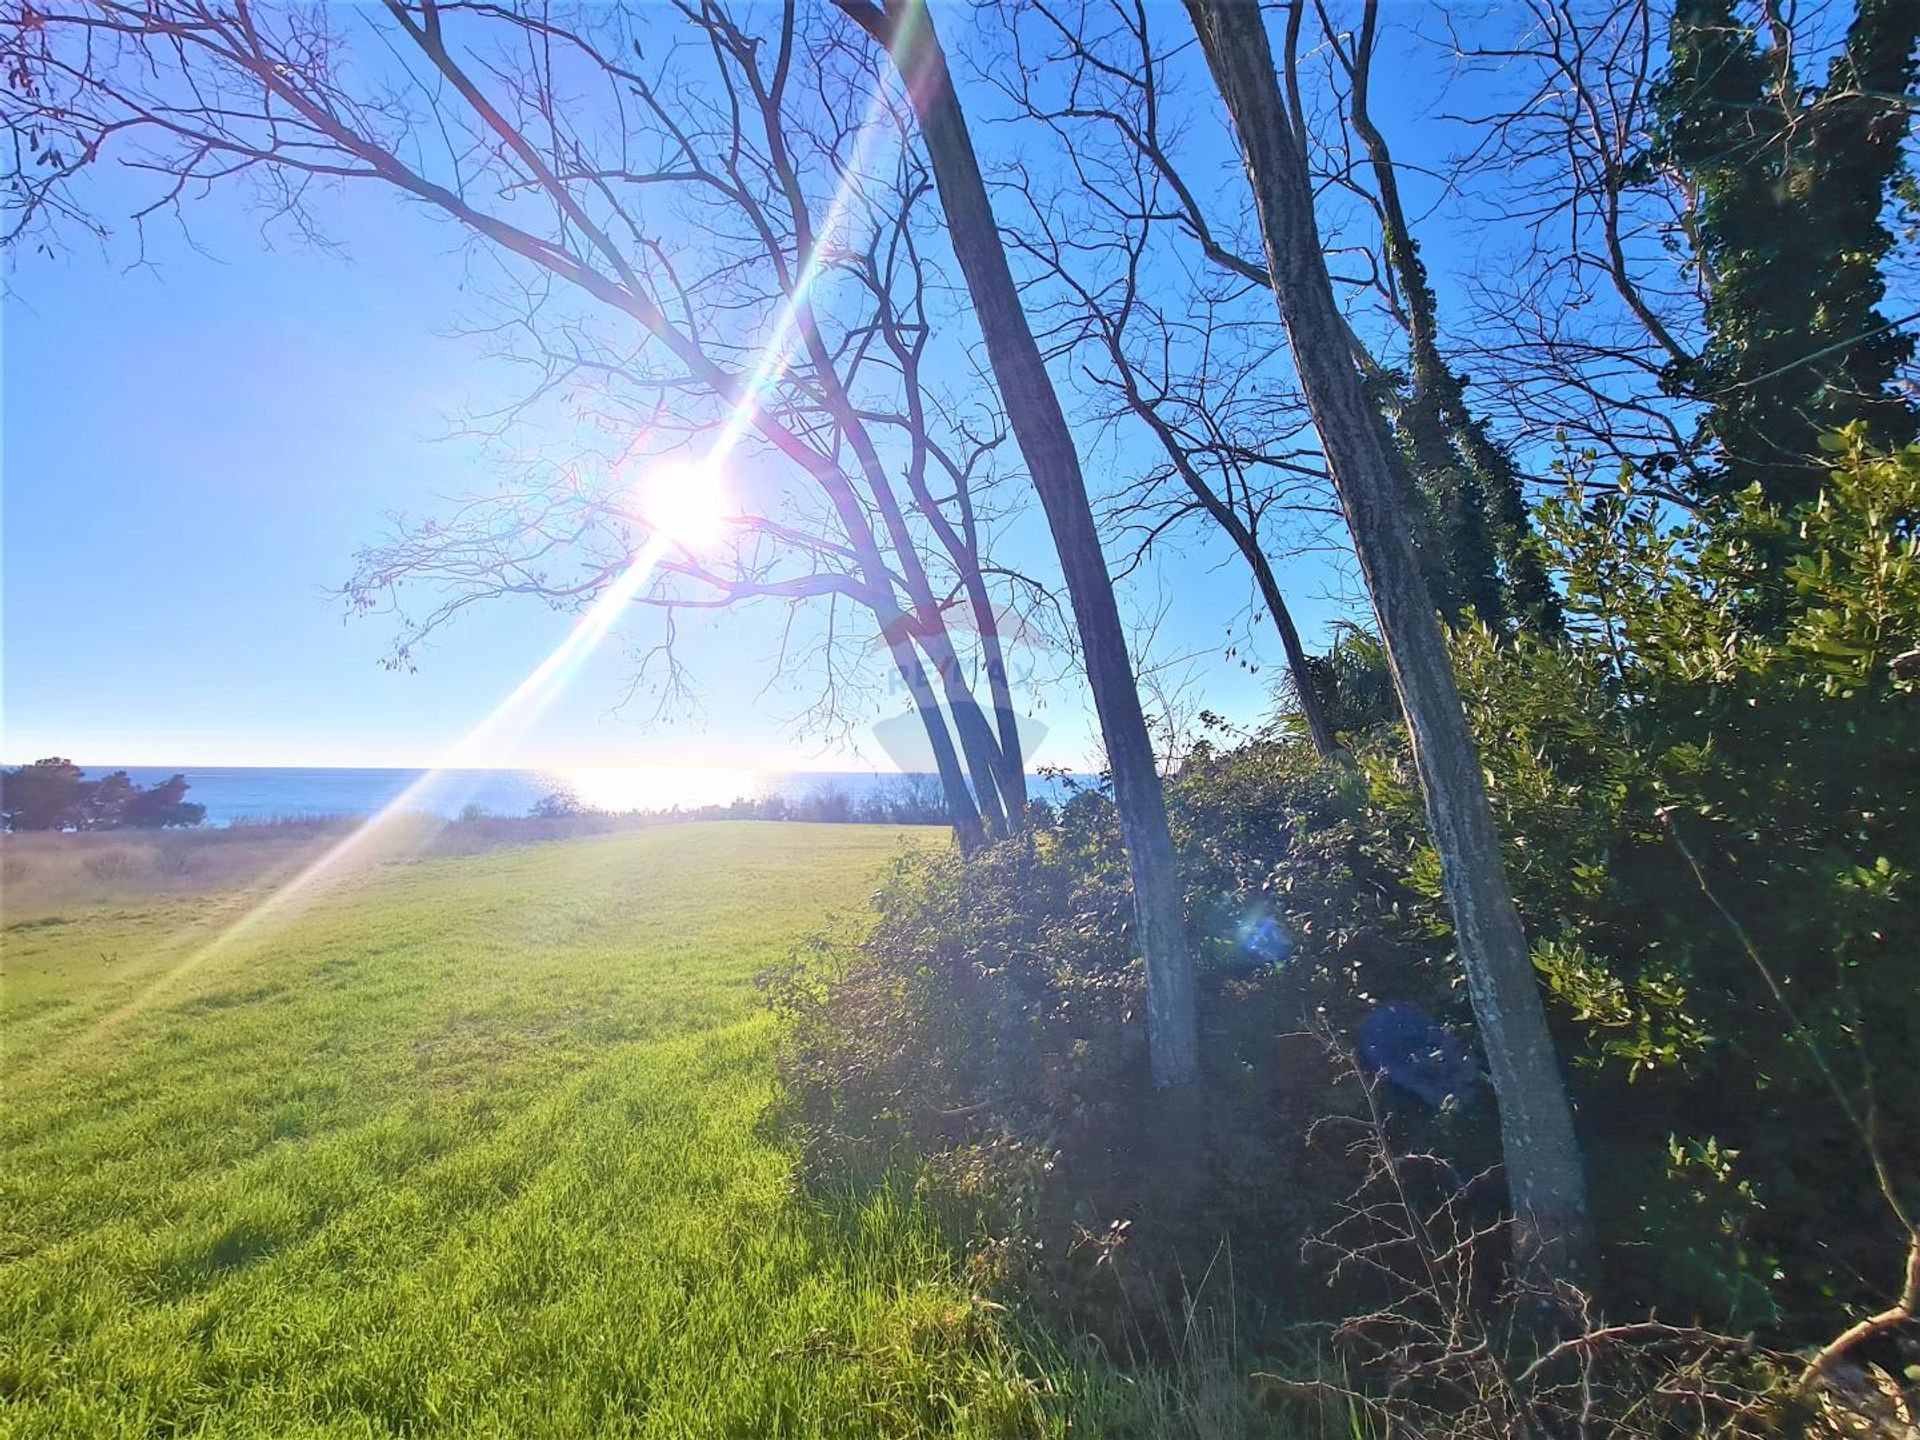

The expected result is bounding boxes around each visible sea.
[61,765,1085,827]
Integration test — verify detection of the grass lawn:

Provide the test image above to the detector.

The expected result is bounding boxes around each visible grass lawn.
[0,822,1128,1438]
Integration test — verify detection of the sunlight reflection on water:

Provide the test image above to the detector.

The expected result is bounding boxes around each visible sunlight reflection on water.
[539,767,770,814]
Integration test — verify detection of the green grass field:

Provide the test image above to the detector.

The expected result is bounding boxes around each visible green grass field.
[0,823,1146,1439]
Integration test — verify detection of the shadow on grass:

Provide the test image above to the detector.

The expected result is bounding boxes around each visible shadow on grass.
[751,1097,1356,1440]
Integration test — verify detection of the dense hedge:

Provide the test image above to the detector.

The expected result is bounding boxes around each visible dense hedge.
[770,435,1920,1357]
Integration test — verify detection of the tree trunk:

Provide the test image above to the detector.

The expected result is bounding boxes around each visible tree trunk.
[880,613,986,851]
[965,573,1031,825]
[923,628,1013,836]
[841,0,1200,1088]
[771,233,1012,833]
[1245,542,1339,759]
[896,429,1030,826]
[1182,0,1591,1279]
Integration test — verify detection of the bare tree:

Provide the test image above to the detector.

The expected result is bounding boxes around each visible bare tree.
[994,0,1566,641]
[1019,192,1345,757]
[1310,0,1562,635]
[1440,0,1918,500]
[985,0,1347,756]
[1439,0,1712,484]
[1181,0,1593,1283]
[833,0,1201,1090]
[3,0,1041,847]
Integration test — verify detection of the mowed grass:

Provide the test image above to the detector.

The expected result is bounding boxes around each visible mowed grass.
[0,823,1110,1438]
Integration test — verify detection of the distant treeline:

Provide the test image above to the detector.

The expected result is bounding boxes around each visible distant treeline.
[1,758,205,832]
[1,761,954,836]
[519,775,951,827]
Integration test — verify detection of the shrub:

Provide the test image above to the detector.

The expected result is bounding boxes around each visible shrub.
[1,760,205,831]
[772,434,1920,1376]
[1436,432,1920,1329]
[770,753,1466,1350]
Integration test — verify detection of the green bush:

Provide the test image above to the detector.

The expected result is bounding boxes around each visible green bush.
[772,433,1920,1355]
[770,762,1470,1350]
[1452,431,1920,1329]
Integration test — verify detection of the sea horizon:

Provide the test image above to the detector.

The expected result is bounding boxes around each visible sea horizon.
[25,763,1088,827]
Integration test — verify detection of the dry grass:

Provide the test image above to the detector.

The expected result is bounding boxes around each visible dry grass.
[0,812,681,919]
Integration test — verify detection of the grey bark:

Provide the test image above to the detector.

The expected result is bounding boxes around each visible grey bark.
[1182,0,1591,1278]
[885,323,1032,824]
[864,198,1033,824]
[745,58,1017,837]
[957,560,1031,824]
[839,0,1200,1088]
[886,619,989,851]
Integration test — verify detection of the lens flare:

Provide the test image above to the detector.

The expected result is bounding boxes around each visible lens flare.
[68,70,908,1046]
[88,532,672,1033]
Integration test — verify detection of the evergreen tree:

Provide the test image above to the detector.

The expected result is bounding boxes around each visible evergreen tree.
[0,758,91,831]
[0,759,205,831]
[123,774,206,829]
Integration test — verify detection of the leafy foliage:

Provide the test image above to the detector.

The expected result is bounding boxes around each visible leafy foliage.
[1296,627,1399,739]
[778,434,1920,1353]
[771,753,1486,1348]
[1348,430,1920,1327]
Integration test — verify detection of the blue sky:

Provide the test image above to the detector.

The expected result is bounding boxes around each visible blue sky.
[1,186,1299,771]
[0,6,1468,774]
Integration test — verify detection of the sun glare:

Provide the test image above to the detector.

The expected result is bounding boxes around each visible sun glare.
[551,766,767,814]
[636,460,732,550]
[81,72,899,1041]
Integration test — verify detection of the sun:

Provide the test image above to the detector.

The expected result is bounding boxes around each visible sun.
[635,459,732,550]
